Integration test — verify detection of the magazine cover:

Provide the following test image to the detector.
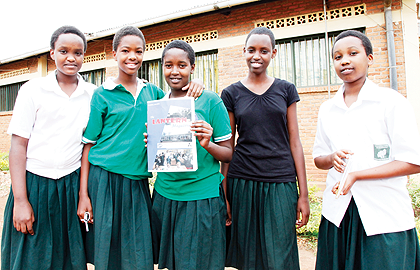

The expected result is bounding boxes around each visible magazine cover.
[147,97,198,172]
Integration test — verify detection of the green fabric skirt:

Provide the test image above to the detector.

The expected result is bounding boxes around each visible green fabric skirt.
[84,165,153,270]
[316,198,420,270]
[151,185,227,270]
[226,178,300,270]
[1,170,86,270]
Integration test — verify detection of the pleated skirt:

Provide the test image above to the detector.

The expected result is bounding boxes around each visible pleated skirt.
[316,198,420,270]
[226,178,300,270]
[1,170,86,270]
[151,185,227,270]
[84,165,153,270]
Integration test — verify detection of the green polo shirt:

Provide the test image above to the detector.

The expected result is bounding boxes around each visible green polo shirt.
[83,79,165,180]
[154,90,232,201]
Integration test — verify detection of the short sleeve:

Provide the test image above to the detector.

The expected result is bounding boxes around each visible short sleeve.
[312,104,332,159]
[149,83,165,100]
[220,86,235,112]
[209,93,232,143]
[7,81,37,139]
[386,94,420,166]
[82,90,106,144]
[286,81,300,107]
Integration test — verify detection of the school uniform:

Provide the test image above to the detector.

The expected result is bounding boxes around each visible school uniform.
[221,79,301,270]
[152,90,232,270]
[2,71,96,270]
[313,78,420,269]
[82,77,164,270]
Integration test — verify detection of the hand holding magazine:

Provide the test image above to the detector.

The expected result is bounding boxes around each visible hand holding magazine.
[147,97,198,172]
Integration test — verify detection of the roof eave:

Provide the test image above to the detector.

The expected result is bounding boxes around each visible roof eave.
[0,0,260,65]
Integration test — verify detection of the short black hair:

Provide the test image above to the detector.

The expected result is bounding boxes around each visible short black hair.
[333,30,373,57]
[245,27,276,49]
[50,26,87,52]
[161,40,195,65]
[113,26,146,51]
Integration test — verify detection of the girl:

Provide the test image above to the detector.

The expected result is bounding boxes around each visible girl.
[150,40,232,270]
[220,27,310,270]
[77,26,203,270]
[313,30,420,269]
[2,26,96,269]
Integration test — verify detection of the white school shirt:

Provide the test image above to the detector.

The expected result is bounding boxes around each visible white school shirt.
[8,71,96,179]
[313,78,420,236]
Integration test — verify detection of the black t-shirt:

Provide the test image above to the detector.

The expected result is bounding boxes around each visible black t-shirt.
[221,79,299,182]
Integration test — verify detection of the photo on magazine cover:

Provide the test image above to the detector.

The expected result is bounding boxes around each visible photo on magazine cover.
[147,97,198,172]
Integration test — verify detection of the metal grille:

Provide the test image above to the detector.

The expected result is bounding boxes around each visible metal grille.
[140,50,218,93]
[191,51,218,93]
[80,69,105,87]
[268,32,346,87]
[0,81,26,112]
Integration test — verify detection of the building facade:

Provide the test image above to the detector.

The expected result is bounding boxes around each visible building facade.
[1,0,419,185]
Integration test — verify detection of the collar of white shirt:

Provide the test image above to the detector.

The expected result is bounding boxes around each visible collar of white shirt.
[332,78,380,110]
[40,71,92,98]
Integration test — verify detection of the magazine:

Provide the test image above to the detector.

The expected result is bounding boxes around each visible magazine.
[147,97,198,172]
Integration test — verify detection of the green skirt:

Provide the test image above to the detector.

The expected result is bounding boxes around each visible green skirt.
[226,178,300,270]
[1,170,86,270]
[84,165,153,270]
[316,198,420,270]
[151,185,226,270]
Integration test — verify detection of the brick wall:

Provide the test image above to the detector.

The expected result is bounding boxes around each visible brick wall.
[0,56,40,76]
[85,39,114,60]
[0,0,407,184]
[218,45,248,89]
[105,66,119,79]
[0,112,12,153]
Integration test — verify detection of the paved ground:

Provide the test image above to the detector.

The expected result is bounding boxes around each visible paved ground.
[0,172,316,269]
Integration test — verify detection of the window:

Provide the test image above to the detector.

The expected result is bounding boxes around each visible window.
[139,60,167,91]
[0,81,26,112]
[191,50,218,93]
[80,69,105,87]
[268,30,364,87]
[139,50,219,93]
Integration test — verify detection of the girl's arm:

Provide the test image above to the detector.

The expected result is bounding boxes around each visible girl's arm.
[337,160,420,196]
[77,143,94,223]
[220,112,236,226]
[287,102,310,228]
[314,149,353,172]
[192,118,233,226]
[9,134,35,235]
[190,120,233,163]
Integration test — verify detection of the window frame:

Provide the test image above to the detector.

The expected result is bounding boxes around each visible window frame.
[139,49,219,93]
[0,81,27,112]
[268,28,365,87]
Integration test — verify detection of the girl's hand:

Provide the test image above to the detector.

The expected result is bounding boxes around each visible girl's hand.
[296,196,310,229]
[332,172,357,196]
[13,200,35,235]
[143,133,148,147]
[226,200,232,226]
[77,194,94,224]
[331,149,353,173]
[143,123,148,147]
[191,120,213,148]
[183,79,204,99]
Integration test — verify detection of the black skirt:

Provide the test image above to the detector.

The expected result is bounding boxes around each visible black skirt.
[1,170,86,270]
[151,185,226,270]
